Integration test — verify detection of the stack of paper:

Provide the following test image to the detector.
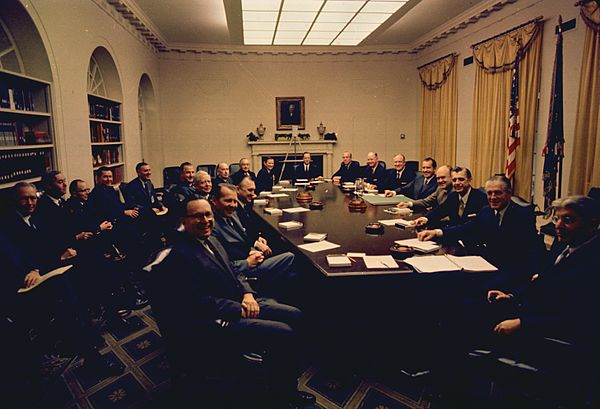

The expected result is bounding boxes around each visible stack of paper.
[281,187,298,192]
[264,207,283,216]
[298,240,340,252]
[404,255,498,273]
[268,193,288,198]
[395,238,441,253]
[278,221,303,230]
[378,219,400,226]
[326,254,352,267]
[258,191,272,197]
[304,232,327,242]
[283,207,311,214]
[253,198,268,205]
[363,255,399,269]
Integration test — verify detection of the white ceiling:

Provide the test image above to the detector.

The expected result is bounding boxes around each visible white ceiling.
[125,0,492,49]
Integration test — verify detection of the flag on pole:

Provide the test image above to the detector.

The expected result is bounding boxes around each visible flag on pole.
[505,47,521,180]
[542,16,565,210]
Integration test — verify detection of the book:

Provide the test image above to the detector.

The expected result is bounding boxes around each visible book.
[17,265,73,294]
[278,221,303,230]
[394,238,441,253]
[264,207,283,215]
[298,240,340,252]
[326,254,352,267]
[304,232,327,242]
[404,255,498,273]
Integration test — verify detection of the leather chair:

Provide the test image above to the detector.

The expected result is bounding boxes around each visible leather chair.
[162,166,180,189]
[405,160,419,174]
[196,164,216,178]
[229,163,241,175]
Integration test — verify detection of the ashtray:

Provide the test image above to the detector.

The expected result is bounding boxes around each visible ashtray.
[390,244,415,260]
[365,222,384,234]
[309,201,323,210]
[296,191,313,202]
[305,184,316,191]
[348,197,367,212]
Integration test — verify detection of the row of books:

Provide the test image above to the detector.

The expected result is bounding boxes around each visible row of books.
[0,86,37,111]
[95,165,124,184]
[0,121,51,146]
[90,122,121,143]
[92,147,121,167]
[0,150,51,184]
[89,102,120,121]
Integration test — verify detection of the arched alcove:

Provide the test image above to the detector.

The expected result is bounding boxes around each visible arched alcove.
[138,73,163,180]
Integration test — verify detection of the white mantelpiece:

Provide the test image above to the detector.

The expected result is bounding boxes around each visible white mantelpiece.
[248,140,337,176]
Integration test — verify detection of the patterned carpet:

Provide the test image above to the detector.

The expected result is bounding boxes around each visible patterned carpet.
[31,306,436,409]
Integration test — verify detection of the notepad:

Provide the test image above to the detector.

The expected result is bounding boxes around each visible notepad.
[394,238,441,253]
[264,207,283,215]
[17,265,73,294]
[258,191,272,197]
[304,232,327,242]
[378,219,400,226]
[253,199,268,205]
[347,252,366,258]
[281,188,298,192]
[404,255,498,273]
[278,221,303,230]
[283,207,310,214]
[363,255,399,269]
[326,254,352,267]
[268,193,288,198]
[298,240,340,252]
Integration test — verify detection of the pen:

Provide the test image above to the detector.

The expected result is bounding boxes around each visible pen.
[347,256,356,263]
[381,261,391,268]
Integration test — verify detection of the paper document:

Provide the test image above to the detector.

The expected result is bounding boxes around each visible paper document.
[281,188,298,192]
[363,255,399,269]
[18,265,73,294]
[445,255,498,272]
[264,207,283,216]
[378,219,400,226]
[258,191,272,197]
[253,199,268,205]
[395,238,441,253]
[298,240,341,253]
[278,221,303,230]
[304,232,327,242]
[404,255,497,273]
[283,207,311,213]
[394,219,414,228]
[268,193,289,198]
[347,252,366,258]
[326,254,352,267]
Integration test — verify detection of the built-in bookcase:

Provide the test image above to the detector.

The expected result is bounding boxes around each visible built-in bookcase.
[88,94,124,182]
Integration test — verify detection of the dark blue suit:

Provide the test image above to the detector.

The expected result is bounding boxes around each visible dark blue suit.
[398,174,438,200]
[332,160,360,183]
[231,170,256,186]
[425,188,487,228]
[256,168,276,194]
[294,163,319,180]
[361,163,387,186]
[383,168,416,191]
[125,178,163,215]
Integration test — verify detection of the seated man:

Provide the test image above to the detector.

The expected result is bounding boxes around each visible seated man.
[211,184,295,298]
[255,157,277,194]
[230,157,256,186]
[386,157,438,199]
[147,198,314,407]
[235,176,265,254]
[212,162,233,187]
[126,162,167,217]
[418,174,541,288]
[192,171,213,200]
[332,151,360,184]
[294,152,321,180]
[396,165,452,211]
[166,162,196,207]
[383,153,416,191]
[361,151,387,188]
[412,167,487,228]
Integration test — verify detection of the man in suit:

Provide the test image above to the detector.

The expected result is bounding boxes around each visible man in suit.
[235,176,263,250]
[255,157,277,194]
[396,165,452,211]
[294,152,321,180]
[412,167,487,228]
[332,151,360,183]
[361,151,387,188]
[230,157,256,186]
[89,167,140,223]
[147,197,314,407]
[418,174,541,288]
[213,162,233,187]
[212,184,295,298]
[192,171,212,200]
[386,157,438,200]
[166,162,197,210]
[126,162,166,216]
[383,153,416,191]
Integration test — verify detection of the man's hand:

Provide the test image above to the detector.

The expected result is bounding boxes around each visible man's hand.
[23,270,41,288]
[99,221,113,231]
[332,176,341,184]
[397,201,411,208]
[494,318,521,335]
[152,208,161,215]
[60,248,77,260]
[241,293,260,319]
[411,217,428,226]
[75,231,94,241]
[246,251,264,268]
[124,208,139,218]
[254,239,272,256]
[487,290,512,303]
[417,230,438,241]
[384,190,396,197]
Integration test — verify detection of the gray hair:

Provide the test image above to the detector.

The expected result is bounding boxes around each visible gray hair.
[552,195,599,223]
[193,171,210,183]
[485,174,512,193]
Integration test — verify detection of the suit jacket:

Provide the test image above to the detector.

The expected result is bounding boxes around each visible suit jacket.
[255,168,276,194]
[212,176,233,187]
[125,177,163,214]
[212,213,252,261]
[0,210,43,272]
[398,174,438,200]
[425,188,487,228]
[235,199,260,244]
[231,170,256,186]
[32,194,76,263]
[294,163,319,180]
[361,163,387,186]
[332,161,360,183]
[88,184,128,222]
[411,185,451,211]
[383,168,416,191]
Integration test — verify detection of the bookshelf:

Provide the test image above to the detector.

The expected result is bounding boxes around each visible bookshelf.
[88,93,124,183]
[0,69,54,188]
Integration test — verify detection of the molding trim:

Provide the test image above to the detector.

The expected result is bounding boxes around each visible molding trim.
[101,0,518,57]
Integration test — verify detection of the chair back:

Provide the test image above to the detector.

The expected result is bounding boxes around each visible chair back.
[229,163,241,175]
[197,164,216,178]
[163,166,180,188]
[405,160,419,174]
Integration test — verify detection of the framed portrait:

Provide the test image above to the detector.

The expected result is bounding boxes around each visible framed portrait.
[276,96,305,130]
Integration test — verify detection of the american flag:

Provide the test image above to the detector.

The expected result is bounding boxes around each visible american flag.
[505,51,521,180]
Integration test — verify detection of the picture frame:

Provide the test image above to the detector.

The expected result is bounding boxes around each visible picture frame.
[276,96,305,130]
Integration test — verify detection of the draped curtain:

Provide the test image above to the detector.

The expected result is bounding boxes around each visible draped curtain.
[470,20,543,198]
[418,54,458,166]
[568,3,600,195]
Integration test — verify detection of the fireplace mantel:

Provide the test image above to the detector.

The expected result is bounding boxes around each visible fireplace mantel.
[248,140,337,176]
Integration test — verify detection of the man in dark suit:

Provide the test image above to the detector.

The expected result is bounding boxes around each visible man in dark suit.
[387,157,438,200]
[255,157,277,194]
[165,162,197,212]
[230,157,256,186]
[192,171,213,200]
[418,174,541,288]
[361,151,387,188]
[383,153,416,191]
[396,165,452,211]
[146,197,314,407]
[89,167,140,223]
[294,152,321,180]
[413,167,487,228]
[212,184,295,298]
[332,151,360,183]
[126,162,166,216]
[212,162,233,187]
[235,176,262,247]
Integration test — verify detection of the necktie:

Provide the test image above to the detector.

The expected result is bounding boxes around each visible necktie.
[202,238,228,270]
[458,197,465,218]
[495,211,501,227]
[554,247,571,265]
[58,197,65,208]
[396,171,401,180]
[305,165,309,172]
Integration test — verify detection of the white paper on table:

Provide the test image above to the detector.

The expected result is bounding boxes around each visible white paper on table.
[298,240,341,253]
[378,219,399,226]
[404,255,461,273]
[253,199,268,205]
[283,207,311,213]
[268,193,289,198]
[394,219,414,228]
[295,182,309,186]
[346,252,366,258]
[445,255,498,272]
[363,255,399,269]
[281,188,298,192]
[395,238,441,253]
[258,191,272,197]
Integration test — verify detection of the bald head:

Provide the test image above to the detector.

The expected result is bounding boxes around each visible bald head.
[435,165,452,189]
[366,152,379,168]
[216,162,229,178]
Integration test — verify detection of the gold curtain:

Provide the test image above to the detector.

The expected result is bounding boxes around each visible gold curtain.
[568,5,600,195]
[470,20,543,198]
[418,54,458,166]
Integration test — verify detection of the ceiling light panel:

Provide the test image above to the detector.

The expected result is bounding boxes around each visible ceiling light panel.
[361,1,405,13]
[279,11,319,22]
[315,12,354,22]
[321,1,365,12]
[241,0,281,11]
[352,12,390,23]
[244,21,277,30]
[277,21,313,31]
[243,11,278,22]
[282,0,324,12]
